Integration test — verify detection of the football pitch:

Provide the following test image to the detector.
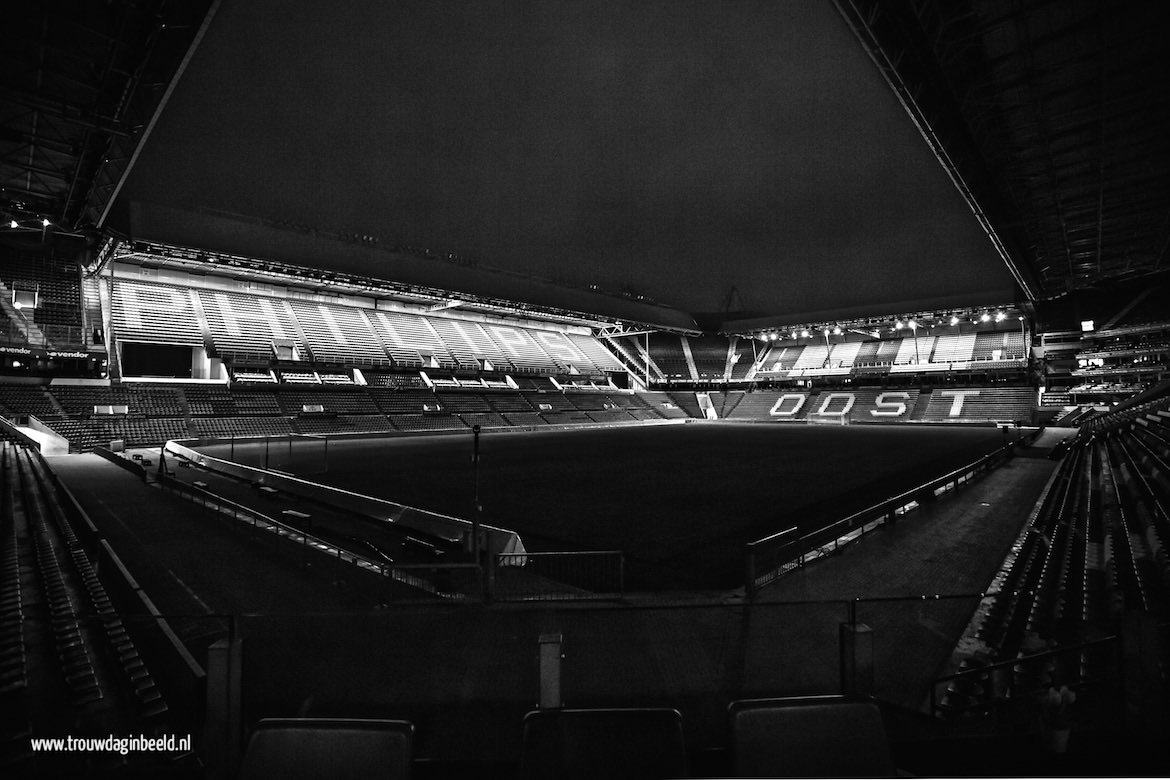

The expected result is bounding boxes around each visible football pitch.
[211,421,1006,590]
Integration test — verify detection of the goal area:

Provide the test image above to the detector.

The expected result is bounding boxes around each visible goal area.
[805,414,850,426]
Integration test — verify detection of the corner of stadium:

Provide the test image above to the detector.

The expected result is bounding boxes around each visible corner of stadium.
[2,1,1168,777]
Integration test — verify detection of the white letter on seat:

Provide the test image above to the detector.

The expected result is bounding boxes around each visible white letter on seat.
[816,393,855,417]
[769,394,807,416]
[940,389,981,417]
[871,392,911,417]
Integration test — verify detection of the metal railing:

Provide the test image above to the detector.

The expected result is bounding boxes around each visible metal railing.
[157,473,483,600]
[495,550,625,601]
[745,443,1016,599]
[929,634,1121,720]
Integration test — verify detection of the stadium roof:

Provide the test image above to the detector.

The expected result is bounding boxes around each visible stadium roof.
[3,1,1167,331]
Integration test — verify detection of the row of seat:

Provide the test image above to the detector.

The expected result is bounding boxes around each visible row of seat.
[239,696,896,780]
[940,408,1170,716]
[1,442,176,774]
[109,279,623,376]
[0,443,32,768]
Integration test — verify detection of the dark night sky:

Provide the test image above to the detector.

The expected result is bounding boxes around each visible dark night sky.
[120,0,1016,320]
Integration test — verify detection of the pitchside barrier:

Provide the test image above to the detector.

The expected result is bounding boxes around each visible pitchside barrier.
[162,437,525,560]
[218,433,330,474]
[745,440,1022,599]
[156,473,487,599]
[5,433,207,731]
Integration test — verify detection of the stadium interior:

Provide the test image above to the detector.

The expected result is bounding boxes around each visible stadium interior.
[2,0,1169,777]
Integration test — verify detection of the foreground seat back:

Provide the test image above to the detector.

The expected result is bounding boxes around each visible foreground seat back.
[239,717,413,780]
[729,695,894,778]
[520,707,687,780]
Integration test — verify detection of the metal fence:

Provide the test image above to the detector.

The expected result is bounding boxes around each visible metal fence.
[157,473,483,600]
[745,443,1016,599]
[494,550,625,601]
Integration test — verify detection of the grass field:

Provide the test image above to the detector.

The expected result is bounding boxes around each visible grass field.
[200,421,1006,590]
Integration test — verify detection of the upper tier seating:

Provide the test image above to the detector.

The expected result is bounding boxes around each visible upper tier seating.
[477,323,561,374]
[608,335,655,381]
[758,345,804,374]
[0,252,83,346]
[110,280,204,346]
[931,333,977,363]
[198,289,306,363]
[287,300,390,366]
[365,309,457,369]
[425,316,510,371]
[893,336,936,365]
[973,331,1026,361]
[565,333,623,374]
[729,338,757,380]
[827,340,863,368]
[792,344,829,370]
[689,335,730,379]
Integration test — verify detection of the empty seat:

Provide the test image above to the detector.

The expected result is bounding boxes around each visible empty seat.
[728,695,894,778]
[239,718,413,780]
[519,708,687,780]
